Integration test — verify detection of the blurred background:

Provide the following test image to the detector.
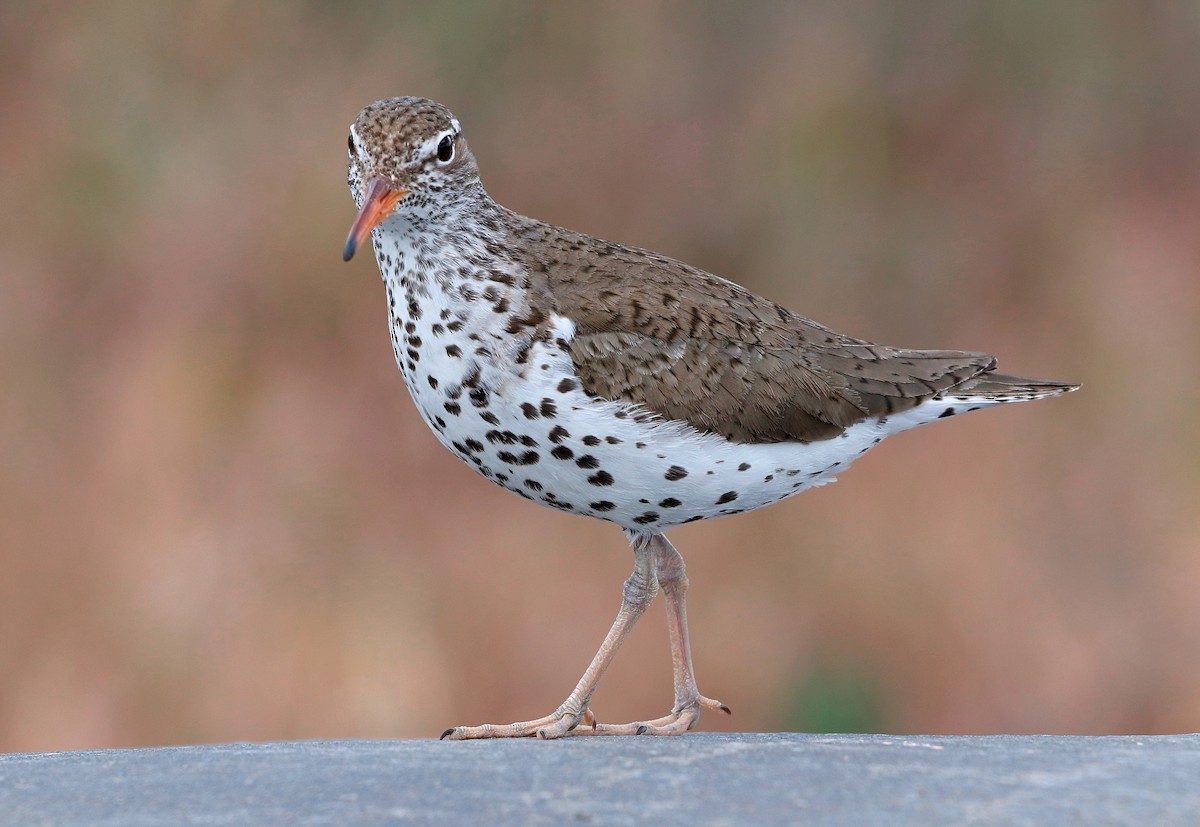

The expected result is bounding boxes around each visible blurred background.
[2,1,1198,752]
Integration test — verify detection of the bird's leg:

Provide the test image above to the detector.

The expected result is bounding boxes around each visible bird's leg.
[441,534,659,740]
[587,533,730,735]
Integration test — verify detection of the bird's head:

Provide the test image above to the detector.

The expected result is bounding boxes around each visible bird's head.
[344,96,480,261]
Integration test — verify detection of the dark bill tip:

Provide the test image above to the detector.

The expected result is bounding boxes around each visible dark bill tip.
[342,178,406,264]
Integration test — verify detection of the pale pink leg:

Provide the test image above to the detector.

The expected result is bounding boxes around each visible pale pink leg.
[441,531,728,740]
[442,535,659,740]
[587,533,730,736]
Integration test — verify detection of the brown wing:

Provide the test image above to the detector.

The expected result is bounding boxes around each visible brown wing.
[510,217,996,444]
[568,331,993,443]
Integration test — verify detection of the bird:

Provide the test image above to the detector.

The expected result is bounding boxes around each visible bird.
[342,96,1078,740]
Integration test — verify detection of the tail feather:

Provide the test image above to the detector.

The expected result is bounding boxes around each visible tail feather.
[949,372,1080,402]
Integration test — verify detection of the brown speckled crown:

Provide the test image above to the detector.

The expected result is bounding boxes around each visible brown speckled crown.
[354,96,455,162]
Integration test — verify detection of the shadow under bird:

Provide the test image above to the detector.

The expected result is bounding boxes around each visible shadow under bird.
[342,96,1078,739]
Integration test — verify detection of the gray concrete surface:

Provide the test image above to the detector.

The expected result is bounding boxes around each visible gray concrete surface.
[1,733,1197,826]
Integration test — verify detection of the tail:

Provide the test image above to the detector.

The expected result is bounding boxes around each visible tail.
[947,371,1080,403]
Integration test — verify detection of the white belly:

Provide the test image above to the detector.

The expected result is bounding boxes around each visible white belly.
[390,301,975,533]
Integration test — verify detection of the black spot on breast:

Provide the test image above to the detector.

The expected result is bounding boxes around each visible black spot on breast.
[539,398,557,417]
[497,450,539,466]
[588,471,614,486]
[469,388,489,407]
[524,479,543,492]
[512,340,533,366]
[605,436,622,445]
[633,512,660,525]
[716,491,738,504]
[575,455,599,469]
[665,466,688,481]
[658,498,681,508]
[551,445,574,461]
[557,378,578,393]
[427,376,439,390]
[445,344,462,358]
[443,402,461,416]
[520,402,539,419]
[939,407,956,418]
[737,463,751,471]
[548,425,570,443]
[582,435,600,447]
[590,501,615,512]
[464,438,484,453]
[480,412,499,424]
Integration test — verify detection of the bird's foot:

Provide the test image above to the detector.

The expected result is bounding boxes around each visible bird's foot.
[440,694,731,739]
[569,695,731,737]
[440,707,598,740]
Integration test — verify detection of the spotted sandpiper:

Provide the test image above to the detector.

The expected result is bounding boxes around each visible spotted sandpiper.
[342,96,1078,739]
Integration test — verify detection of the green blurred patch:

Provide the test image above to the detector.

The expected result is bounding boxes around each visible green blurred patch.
[779,656,890,734]
[65,149,132,246]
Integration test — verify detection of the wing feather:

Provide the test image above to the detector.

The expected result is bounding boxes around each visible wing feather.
[509,216,996,444]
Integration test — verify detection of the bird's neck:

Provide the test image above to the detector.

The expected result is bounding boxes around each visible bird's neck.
[373,185,511,280]
[372,188,537,352]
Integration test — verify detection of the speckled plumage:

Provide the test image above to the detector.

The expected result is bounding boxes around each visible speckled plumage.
[343,96,1078,740]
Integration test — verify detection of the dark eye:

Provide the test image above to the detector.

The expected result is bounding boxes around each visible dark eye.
[437,134,455,163]
[347,133,355,154]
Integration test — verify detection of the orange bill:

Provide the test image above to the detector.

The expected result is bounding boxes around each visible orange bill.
[343,177,407,261]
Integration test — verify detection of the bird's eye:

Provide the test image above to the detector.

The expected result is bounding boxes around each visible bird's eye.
[436,134,455,163]
[347,133,355,154]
